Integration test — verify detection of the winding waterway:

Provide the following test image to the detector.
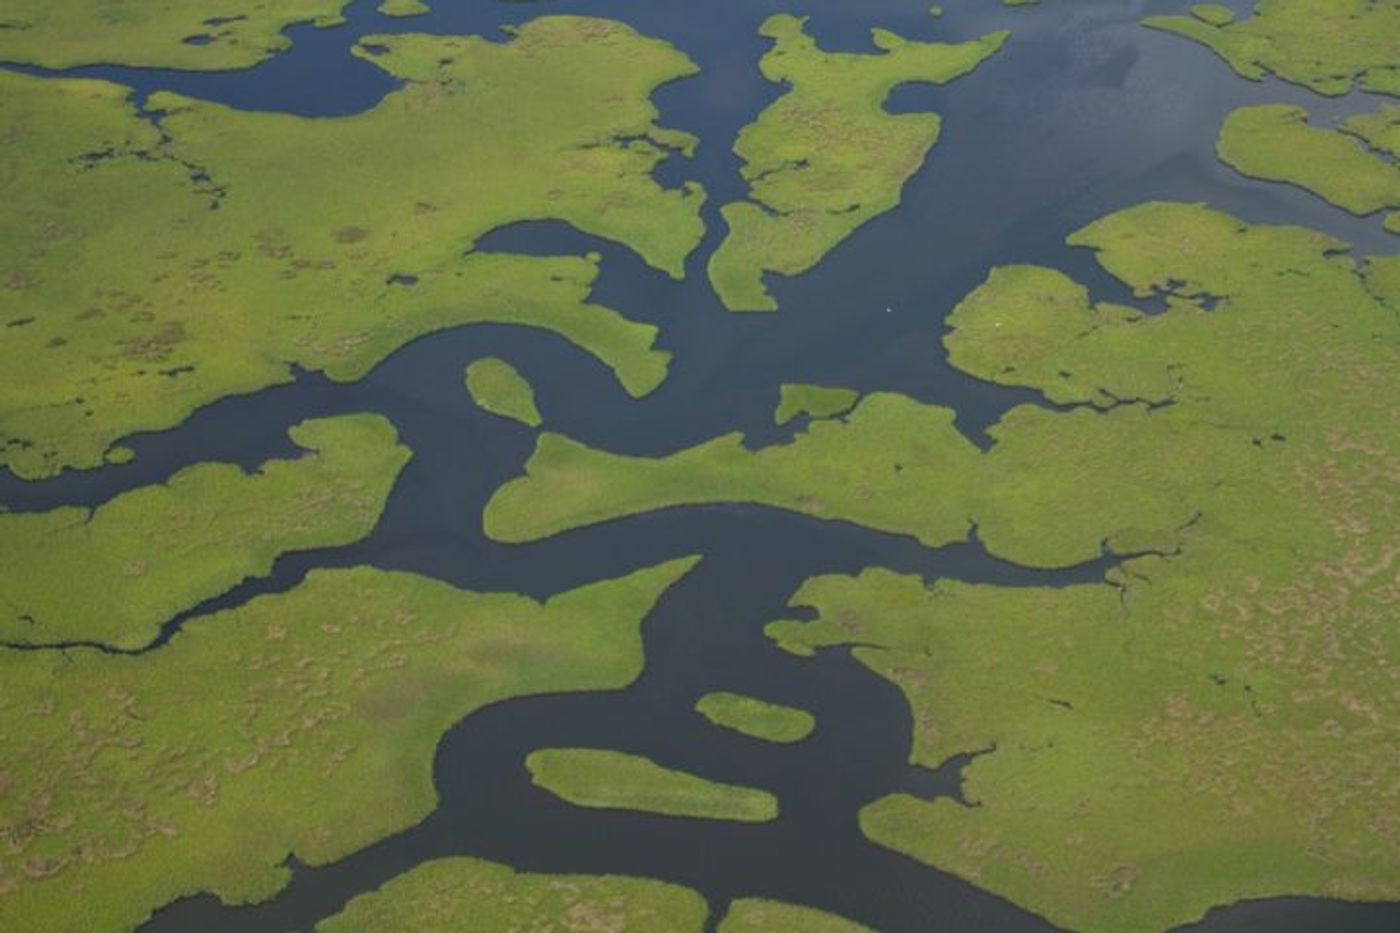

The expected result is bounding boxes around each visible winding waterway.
[2,1,1397,930]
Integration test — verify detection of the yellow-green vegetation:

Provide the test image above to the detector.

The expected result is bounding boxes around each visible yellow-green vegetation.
[314,859,872,933]
[0,1,353,70]
[525,748,778,823]
[1218,104,1400,233]
[0,16,704,478]
[1145,0,1400,96]
[0,414,409,651]
[694,692,815,744]
[377,0,428,18]
[706,14,1007,311]
[484,393,985,553]
[317,856,709,933]
[489,201,1398,567]
[759,203,1400,931]
[773,384,859,426]
[1345,103,1400,157]
[487,389,1223,569]
[0,557,699,932]
[718,898,873,933]
[465,358,542,427]
[1190,3,1236,26]
[1370,254,1400,313]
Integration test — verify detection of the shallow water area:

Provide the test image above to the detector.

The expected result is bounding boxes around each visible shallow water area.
[2,1,1397,930]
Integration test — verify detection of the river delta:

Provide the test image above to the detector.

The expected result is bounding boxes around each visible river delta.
[0,1,1396,932]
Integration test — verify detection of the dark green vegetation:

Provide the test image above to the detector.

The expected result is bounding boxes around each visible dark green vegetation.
[526,748,778,823]
[1145,0,1400,96]
[489,201,1400,929]
[773,384,859,426]
[0,558,697,932]
[706,14,1006,311]
[317,857,710,933]
[0,1,354,70]
[0,414,409,650]
[718,898,873,932]
[465,358,542,427]
[694,691,816,744]
[0,16,704,478]
[1218,104,1400,234]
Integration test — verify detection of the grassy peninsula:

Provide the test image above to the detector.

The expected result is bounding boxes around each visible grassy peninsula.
[0,16,703,478]
[483,201,1399,926]
[0,413,409,650]
[0,558,699,931]
[526,748,778,823]
[707,14,1006,311]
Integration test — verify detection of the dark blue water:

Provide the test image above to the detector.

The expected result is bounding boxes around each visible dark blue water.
[2,1,1396,931]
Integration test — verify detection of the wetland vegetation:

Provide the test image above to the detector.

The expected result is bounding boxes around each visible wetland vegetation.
[772,384,860,427]
[1217,104,1400,234]
[314,858,871,933]
[0,413,409,649]
[0,16,700,478]
[0,1,356,70]
[317,856,710,932]
[707,14,1006,311]
[2,0,1398,930]
[718,898,872,933]
[0,558,698,931]
[492,200,1400,928]
[1145,0,1400,96]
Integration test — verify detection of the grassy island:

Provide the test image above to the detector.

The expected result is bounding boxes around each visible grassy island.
[1218,104,1400,233]
[706,14,1006,311]
[317,856,708,933]
[0,1,354,70]
[0,558,699,932]
[465,358,542,427]
[377,0,429,18]
[0,413,409,650]
[1145,0,1400,97]
[0,16,704,478]
[526,748,778,823]
[695,692,815,744]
